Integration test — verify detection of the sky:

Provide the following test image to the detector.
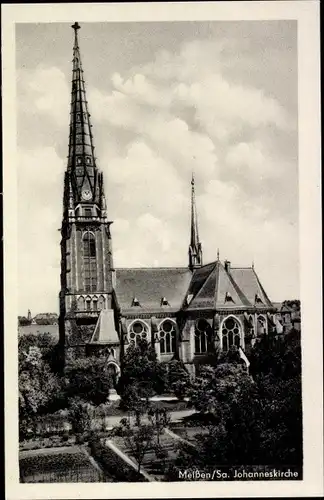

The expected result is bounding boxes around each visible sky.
[16,20,299,315]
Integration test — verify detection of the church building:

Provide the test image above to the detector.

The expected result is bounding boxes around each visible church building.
[59,23,279,378]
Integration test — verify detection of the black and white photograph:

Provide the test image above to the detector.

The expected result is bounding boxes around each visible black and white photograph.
[3,1,322,498]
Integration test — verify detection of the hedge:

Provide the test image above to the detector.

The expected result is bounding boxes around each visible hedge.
[89,439,147,482]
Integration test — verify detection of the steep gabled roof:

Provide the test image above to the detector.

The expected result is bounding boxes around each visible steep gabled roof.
[89,310,119,344]
[230,267,274,308]
[184,261,250,310]
[115,267,192,313]
[182,261,274,311]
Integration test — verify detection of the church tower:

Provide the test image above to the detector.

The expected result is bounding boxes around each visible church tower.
[59,23,115,361]
[188,173,203,271]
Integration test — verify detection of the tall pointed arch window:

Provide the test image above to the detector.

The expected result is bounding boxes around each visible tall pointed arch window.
[221,316,241,351]
[83,231,97,292]
[194,319,212,354]
[159,320,177,354]
[98,295,105,310]
[257,315,267,336]
[78,296,85,310]
[247,314,255,337]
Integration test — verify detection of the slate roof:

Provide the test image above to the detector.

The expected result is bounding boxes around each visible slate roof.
[114,267,192,313]
[230,267,274,308]
[185,261,274,310]
[184,261,251,310]
[114,262,274,313]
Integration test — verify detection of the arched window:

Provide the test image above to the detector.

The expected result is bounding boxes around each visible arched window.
[98,295,105,310]
[83,232,97,292]
[256,315,267,336]
[194,319,212,354]
[92,297,98,311]
[159,320,176,354]
[248,314,255,337]
[78,296,85,310]
[85,296,92,311]
[222,316,241,351]
[128,321,149,347]
[106,362,120,387]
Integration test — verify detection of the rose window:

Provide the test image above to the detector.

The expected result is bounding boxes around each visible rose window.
[128,321,149,346]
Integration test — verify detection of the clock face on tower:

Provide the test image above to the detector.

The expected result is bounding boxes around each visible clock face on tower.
[81,189,92,201]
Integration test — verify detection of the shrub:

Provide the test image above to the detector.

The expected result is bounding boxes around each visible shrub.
[62,432,70,442]
[165,464,181,481]
[155,444,169,468]
[68,398,91,435]
[76,434,85,445]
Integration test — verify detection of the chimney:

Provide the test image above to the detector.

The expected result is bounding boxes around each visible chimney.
[224,260,231,272]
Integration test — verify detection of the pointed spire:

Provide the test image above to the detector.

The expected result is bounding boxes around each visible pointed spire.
[68,22,97,201]
[188,172,203,271]
[217,248,220,261]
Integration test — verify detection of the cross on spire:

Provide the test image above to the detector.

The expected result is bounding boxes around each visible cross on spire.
[71,22,80,32]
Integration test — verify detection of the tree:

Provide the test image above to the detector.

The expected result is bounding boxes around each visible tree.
[148,407,171,445]
[176,329,303,469]
[68,397,91,436]
[117,340,168,407]
[167,360,191,400]
[116,418,154,474]
[18,316,31,326]
[188,362,253,416]
[19,345,62,438]
[18,331,61,372]
[250,328,301,380]
[64,356,113,405]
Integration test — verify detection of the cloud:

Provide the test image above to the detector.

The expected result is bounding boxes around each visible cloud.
[17,147,64,313]
[199,178,299,300]
[18,67,70,127]
[225,141,273,180]
[103,140,188,220]
[89,84,218,180]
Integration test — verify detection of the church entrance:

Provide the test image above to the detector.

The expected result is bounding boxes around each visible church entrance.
[106,362,120,389]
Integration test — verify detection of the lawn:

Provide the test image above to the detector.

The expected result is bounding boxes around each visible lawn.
[19,446,110,483]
